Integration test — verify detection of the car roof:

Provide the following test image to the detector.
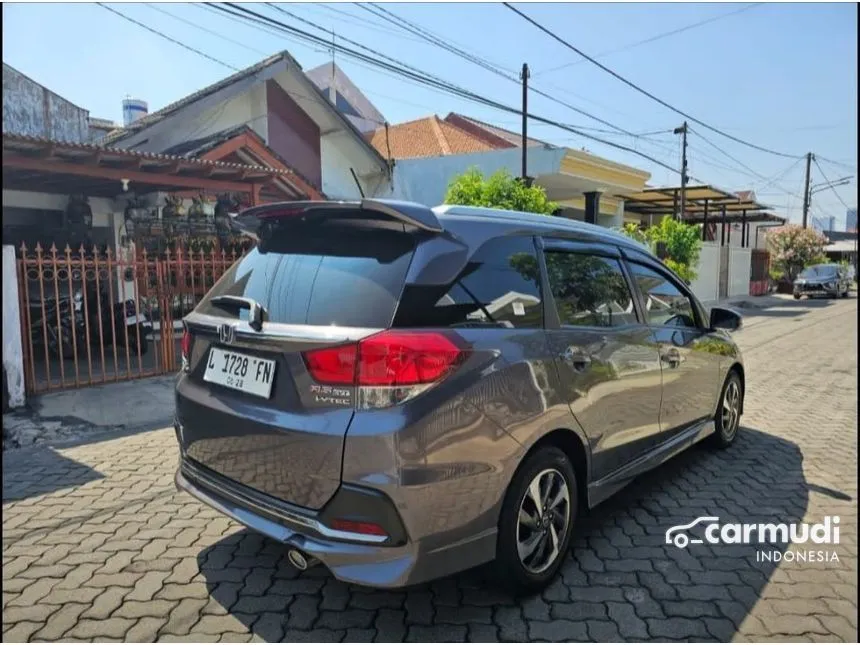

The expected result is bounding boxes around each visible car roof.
[433,204,653,254]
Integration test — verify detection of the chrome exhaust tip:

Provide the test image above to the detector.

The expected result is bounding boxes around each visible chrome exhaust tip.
[287,549,319,571]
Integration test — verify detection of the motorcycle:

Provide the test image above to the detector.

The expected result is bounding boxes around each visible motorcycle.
[27,279,151,359]
[79,280,152,357]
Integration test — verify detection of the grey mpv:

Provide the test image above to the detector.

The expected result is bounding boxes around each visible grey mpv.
[174,199,745,592]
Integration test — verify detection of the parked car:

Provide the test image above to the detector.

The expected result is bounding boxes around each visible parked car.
[173,200,745,592]
[793,263,851,299]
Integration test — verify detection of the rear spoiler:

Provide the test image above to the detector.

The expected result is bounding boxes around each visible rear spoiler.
[232,199,444,235]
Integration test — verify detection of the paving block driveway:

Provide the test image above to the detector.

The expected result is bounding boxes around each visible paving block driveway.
[3,296,857,643]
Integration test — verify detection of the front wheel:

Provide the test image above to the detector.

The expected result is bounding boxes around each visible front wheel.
[493,446,577,594]
[708,372,743,449]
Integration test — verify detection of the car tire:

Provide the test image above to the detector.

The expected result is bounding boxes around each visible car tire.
[493,446,578,595]
[708,371,743,449]
[793,294,801,300]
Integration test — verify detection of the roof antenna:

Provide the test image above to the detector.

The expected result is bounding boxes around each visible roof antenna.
[350,168,365,198]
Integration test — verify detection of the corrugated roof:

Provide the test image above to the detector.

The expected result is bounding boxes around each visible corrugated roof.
[3,131,294,177]
[366,115,496,160]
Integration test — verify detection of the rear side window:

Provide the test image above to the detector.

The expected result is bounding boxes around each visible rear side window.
[394,236,542,329]
[545,252,637,328]
[197,221,414,328]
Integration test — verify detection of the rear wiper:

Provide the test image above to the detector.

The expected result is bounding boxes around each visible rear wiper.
[210,295,265,331]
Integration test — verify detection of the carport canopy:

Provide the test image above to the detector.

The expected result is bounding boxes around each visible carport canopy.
[621,184,786,243]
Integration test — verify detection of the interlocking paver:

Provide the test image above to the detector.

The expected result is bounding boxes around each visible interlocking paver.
[3,296,858,642]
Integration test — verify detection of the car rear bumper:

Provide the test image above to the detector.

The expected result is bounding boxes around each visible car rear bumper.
[175,457,497,588]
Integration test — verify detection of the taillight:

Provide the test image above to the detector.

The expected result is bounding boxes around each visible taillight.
[181,328,191,371]
[303,331,465,406]
[303,344,357,384]
[358,331,462,386]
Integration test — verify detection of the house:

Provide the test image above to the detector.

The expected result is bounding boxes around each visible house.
[305,61,386,135]
[367,112,651,228]
[101,51,392,201]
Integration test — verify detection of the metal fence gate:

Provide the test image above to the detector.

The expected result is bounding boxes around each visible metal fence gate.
[17,243,240,394]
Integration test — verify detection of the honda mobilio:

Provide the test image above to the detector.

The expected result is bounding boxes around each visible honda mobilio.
[174,199,745,593]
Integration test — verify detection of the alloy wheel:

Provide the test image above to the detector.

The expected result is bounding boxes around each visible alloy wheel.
[516,468,571,574]
[722,380,741,440]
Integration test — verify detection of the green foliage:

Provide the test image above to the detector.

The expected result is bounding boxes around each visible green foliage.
[617,217,702,283]
[444,168,558,215]
[765,225,829,283]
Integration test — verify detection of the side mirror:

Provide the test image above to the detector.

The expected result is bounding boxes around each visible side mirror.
[710,306,743,331]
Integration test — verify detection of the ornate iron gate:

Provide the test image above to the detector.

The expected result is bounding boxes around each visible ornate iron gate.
[17,243,239,394]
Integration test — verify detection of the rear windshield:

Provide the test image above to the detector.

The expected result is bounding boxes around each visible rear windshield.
[197,221,415,328]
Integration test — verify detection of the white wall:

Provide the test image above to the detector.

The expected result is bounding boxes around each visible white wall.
[728,247,752,298]
[383,146,568,206]
[2,245,25,408]
[690,242,720,303]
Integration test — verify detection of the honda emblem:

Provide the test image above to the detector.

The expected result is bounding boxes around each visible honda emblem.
[219,324,236,345]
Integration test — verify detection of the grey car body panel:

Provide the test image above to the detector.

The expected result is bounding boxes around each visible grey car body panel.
[175,198,745,587]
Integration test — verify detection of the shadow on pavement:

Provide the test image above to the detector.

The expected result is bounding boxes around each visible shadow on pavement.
[2,444,104,503]
[197,426,810,642]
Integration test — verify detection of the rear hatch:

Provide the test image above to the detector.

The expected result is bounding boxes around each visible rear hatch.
[176,203,425,510]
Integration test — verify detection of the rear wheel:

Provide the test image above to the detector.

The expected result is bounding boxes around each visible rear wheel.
[708,372,743,449]
[494,446,577,594]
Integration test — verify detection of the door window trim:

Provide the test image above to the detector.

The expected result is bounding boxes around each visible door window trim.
[538,242,644,332]
[622,257,705,330]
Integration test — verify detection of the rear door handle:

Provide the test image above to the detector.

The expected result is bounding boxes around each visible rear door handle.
[560,347,592,371]
[661,348,681,368]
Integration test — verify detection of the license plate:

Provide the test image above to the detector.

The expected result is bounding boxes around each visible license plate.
[126,315,143,325]
[203,348,276,398]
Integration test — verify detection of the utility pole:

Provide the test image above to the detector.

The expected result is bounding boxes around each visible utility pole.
[673,121,688,221]
[801,152,813,228]
[520,63,530,183]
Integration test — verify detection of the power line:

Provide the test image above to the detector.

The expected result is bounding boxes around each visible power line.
[97,3,240,71]
[535,3,764,77]
[352,2,638,137]
[689,126,802,199]
[143,3,269,56]
[208,2,685,176]
[816,155,858,173]
[813,157,853,211]
[503,3,803,160]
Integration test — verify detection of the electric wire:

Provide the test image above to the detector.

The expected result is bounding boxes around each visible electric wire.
[503,2,803,160]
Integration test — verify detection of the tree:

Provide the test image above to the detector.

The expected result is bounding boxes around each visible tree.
[766,225,829,284]
[444,168,558,215]
[618,217,703,283]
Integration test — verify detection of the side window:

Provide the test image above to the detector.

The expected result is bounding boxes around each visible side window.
[544,251,637,328]
[393,236,543,329]
[628,262,698,328]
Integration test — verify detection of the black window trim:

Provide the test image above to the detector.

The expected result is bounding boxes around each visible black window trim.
[621,256,706,331]
[538,240,644,332]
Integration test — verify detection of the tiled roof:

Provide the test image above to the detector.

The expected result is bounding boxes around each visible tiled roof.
[444,113,549,148]
[366,116,496,160]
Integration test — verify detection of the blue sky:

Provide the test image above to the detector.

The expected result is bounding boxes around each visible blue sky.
[3,2,857,226]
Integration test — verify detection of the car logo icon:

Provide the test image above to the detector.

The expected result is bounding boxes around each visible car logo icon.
[665,516,720,548]
[219,324,235,345]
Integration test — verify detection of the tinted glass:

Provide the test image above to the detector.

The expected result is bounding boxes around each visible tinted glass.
[197,221,414,328]
[799,265,838,279]
[545,252,637,328]
[628,262,698,328]
[394,236,542,329]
